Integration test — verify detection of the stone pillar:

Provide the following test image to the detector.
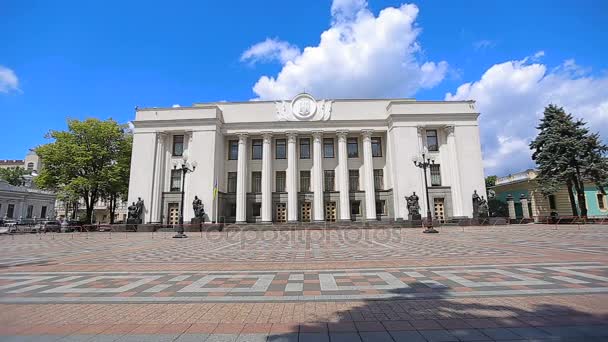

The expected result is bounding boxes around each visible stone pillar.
[416,126,427,215]
[520,193,530,219]
[337,132,351,221]
[445,126,463,217]
[150,132,166,223]
[362,131,377,220]
[312,132,324,222]
[507,194,516,220]
[235,134,248,223]
[261,133,273,223]
[286,132,298,222]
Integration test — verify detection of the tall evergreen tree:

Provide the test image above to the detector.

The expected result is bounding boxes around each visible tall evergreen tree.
[530,104,608,218]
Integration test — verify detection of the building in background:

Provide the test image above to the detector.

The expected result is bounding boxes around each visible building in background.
[0,180,56,221]
[493,169,608,219]
[128,93,486,224]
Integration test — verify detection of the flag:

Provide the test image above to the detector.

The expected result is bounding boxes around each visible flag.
[213,178,218,199]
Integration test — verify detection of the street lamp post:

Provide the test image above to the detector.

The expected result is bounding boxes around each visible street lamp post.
[173,153,196,238]
[413,148,439,234]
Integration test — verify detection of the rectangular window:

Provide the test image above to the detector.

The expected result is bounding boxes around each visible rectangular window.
[324,170,335,191]
[347,138,358,158]
[426,130,438,152]
[252,203,261,217]
[252,172,262,193]
[170,169,182,192]
[598,193,606,210]
[373,169,384,190]
[229,203,237,217]
[323,138,334,158]
[227,172,237,193]
[376,200,386,215]
[252,139,263,160]
[228,140,238,160]
[548,194,557,210]
[26,205,34,218]
[300,171,311,192]
[276,171,286,192]
[300,138,310,159]
[349,170,359,191]
[430,164,441,186]
[350,201,361,216]
[371,137,382,157]
[40,206,47,219]
[172,135,184,156]
[275,139,286,159]
[7,204,14,218]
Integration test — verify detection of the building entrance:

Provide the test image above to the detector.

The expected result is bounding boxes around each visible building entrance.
[325,201,337,222]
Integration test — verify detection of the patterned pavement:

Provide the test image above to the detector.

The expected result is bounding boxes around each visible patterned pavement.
[0,224,607,341]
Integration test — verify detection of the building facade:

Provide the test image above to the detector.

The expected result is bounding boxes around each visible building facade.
[128,94,486,224]
[0,180,56,221]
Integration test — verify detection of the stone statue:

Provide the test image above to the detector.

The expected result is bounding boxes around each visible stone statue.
[127,197,144,225]
[406,192,421,220]
[135,197,144,217]
[192,196,205,219]
[127,202,138,220]
[478,196,489,218]
[472,190,480,218]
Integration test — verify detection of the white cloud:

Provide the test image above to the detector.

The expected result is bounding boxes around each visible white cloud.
[240,38,301,65]
[446,53,608,176]
[0,65,19,93]
[245,1,448,100]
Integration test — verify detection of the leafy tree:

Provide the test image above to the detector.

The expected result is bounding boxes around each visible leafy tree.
[0,166,27,186]
[530,104,608,218]
[485,175,497,189]
[35,118,132,223]
[99,133,132,223]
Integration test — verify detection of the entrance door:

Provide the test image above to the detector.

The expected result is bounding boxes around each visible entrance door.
[168,203,180,225]
[301,202,311,222]
[433,198,445,222]
[325,201,337,222]
[275,203,287,223]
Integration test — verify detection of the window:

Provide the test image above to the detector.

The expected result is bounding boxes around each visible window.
[548,194,557,210]
[324,170,335,191]
[426,130,438,151]
[347,138,358,158]
[300,138,310,159]
[275,139,286,159]
[7,204,14,218]
[351,201,361,216]
[323,138,334,158]
[228,203,237,217]
[228,140,238,160]
[430,164,441,186]
[252,139,263,160]
[349,170,359,191]
[276,171,286,192]
[371,137,382,157]
[376,200,386,215]
[300,171,311,192]
[172,135,184,156]
[27,162,34,171]
[252,203,261,217]
[227,172,237,193]
[26,205,33,218]
[40,206,47,219]
[598,193,607,210]
[170,169,182,191]
[252,172,262,193]
[374,169,384,190]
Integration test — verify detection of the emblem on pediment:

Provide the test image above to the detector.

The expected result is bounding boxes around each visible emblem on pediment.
[275,93,332,121]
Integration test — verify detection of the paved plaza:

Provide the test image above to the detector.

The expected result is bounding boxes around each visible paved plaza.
[0,225,607,341]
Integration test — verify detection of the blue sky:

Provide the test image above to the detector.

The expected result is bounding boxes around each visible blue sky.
[1,0,607,175]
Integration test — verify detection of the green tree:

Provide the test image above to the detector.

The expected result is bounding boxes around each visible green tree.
[530,104,608,218]
[35,118,132,223]
[485,175,497,189]
[99,133,132,223]
[0,166,27,186]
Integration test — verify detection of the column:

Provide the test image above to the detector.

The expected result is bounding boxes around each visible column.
[507,194,516,220]
[416,126,428,215]
[520,194,530,219]
[261,132,273,223]
[286,132,298,222]
[337,132,351,221]
[362,131,377,220]
[312,132,324,221]
[235,134,248,223]
[445,126,463,217]
[151,132,166,223]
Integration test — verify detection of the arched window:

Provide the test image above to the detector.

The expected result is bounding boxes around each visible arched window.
[27,162,34,171]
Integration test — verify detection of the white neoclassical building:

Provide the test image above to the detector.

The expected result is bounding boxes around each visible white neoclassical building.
[128,93,486,224]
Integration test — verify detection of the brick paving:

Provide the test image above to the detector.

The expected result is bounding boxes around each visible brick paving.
[0,224,607,341]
